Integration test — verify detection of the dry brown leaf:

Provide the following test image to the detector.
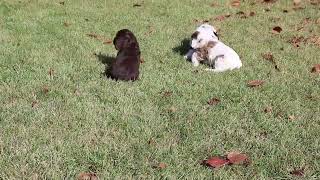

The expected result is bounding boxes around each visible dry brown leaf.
[262,53,273,61]
[290,168,304,176]
[264,106,273,113]
[308,35,320,47]
[207,98,221,106]
[214,15,226,21]
[247,80,265,87]
[262,53,280,71]
[236,11,248,18]
[77,172,98,180]
[162,91,173,97]
[210,2,219,7]
[148,138,156,145]
[249,11,256,16]
[263,0,276,2]
[43,86,49,94]
[288,36,304,47]
[133,4,142,7]
[158,162,167,169]
[63,22,71,27]
[203,157,229,168]
[311,64,320,73]
[31,101,38,108]
[227,152,249,165]
[168,106,177,113]
[74,89,80,96]
[310,0,320,5]
[272,26,282,34]
[288,115,296,120]
[140,57,145,64]
[293,0,301,6]
[48,68,54,77]
[103,40,112,44]
[230,0,241,7]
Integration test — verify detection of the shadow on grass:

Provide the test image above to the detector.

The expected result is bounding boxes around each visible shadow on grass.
[95,52,115,78]
[172,38,190,56]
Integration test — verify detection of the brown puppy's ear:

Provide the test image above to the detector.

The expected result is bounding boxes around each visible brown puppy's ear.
[207,41,217,48]
[191,31,199,39]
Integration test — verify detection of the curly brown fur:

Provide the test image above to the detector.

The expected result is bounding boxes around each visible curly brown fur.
[195,41,217,61]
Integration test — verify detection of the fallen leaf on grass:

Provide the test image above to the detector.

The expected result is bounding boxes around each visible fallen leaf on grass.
[249,11,256,16]
[210,2,219,7]
[148,138,156,145]
[202,157,229,168]
[157,162,167,169]
[63,22,71,27]
[227,152,249,165]
[310,0,320,5]
[247,80,265,87]
[152,162,167,170]
[162,91,173,97]
[214,15,226,21]
[31,101,38,108]
[288,115,295,120]
[48,68,54,77]
[87,33,112,45]
[230,0,241,7]
[236,11,248,18]
[207,98,221,106]
[262,53,280,71]
[133,4,142,7]
[288,36,304,47]
[264,106,273,113]
[43,86,49,94]
[77,172,98,180]
[144,25,155,36]
[262,53,273,61]
[293,0,301,6]
[307,35,320,47]
[263,0,277,3]
[290,168,304,176]
[140,57,145,63]
[272,26,282,34]
[292,6,305,11]
[102,40,112,44]
[311,64,320,73]
[74,89,80,96]
[168,106,177,113]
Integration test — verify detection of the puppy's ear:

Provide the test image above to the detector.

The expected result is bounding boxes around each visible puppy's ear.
[191,31,199,39]
[207,41,217,48]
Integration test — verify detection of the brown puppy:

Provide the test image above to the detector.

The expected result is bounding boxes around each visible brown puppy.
[111,29,140,81]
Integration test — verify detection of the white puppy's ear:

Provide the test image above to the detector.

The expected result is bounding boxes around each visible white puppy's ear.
[191,31,199,39]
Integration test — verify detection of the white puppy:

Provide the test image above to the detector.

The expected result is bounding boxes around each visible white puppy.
[184,24,218,63]
[185,24,242,72]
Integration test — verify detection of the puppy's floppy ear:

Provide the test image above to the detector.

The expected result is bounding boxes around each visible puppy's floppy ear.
[191,31,199,39]
[207,41,217,48]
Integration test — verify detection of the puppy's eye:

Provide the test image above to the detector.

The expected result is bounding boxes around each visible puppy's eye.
[198,39,202,43]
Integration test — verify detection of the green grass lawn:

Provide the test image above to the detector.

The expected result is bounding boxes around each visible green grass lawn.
[1,0,320,179]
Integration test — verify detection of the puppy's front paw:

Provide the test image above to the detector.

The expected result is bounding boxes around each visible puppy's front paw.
[193,61,200,67]
[183,55,188,60]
